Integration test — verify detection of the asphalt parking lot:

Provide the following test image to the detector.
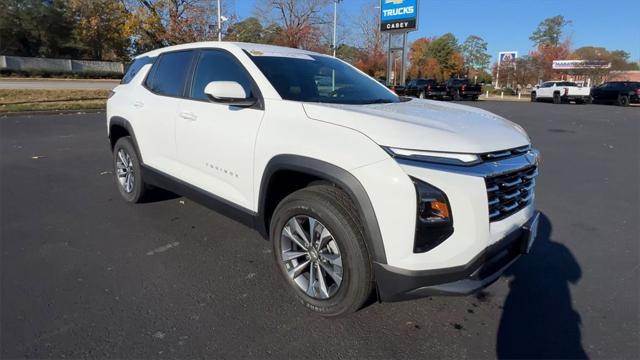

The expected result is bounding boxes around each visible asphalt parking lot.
[1,102,638,359]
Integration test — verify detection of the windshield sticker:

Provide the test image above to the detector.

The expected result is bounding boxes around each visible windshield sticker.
[248,50,315,61]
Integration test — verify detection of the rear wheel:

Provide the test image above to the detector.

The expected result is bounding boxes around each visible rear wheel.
[617,94,630,106]
[270,185,372,317]
[113,137,147,203]
[471,95,479,101]
[553,92,562,104]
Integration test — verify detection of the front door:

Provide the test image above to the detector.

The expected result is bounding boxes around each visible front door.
[176,49,265,210]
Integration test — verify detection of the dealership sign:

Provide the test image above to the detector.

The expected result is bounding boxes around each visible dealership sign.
[552,60,611,70]
[380,0,418,32]
[498,51,518,65]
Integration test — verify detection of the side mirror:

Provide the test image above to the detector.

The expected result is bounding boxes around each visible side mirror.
[204,81,256,107]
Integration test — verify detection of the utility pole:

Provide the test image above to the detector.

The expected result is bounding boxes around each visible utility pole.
[217,0,222,41]
[332,0,342,57]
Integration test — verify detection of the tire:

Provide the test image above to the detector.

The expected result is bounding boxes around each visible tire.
[471,95,479,101]
[616,94,630,106]
[453,90,462,101]
[418,91,425,99]
[113,136,147,203]
[584,96,592,104]
[530,92,537,102]
[270,185,372,317]
[553,92,562,104]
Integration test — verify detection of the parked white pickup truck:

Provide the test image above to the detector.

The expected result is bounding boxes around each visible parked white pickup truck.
[531,81,591,104]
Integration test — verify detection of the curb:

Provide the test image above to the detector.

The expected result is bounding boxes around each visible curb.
[0,109,105,117]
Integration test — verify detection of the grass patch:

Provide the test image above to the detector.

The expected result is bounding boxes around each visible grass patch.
[0,89,108,113]
[0,69,122,79]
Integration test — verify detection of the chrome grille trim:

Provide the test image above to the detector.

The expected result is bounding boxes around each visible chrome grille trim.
[486,166,538,222]
[480,145,531,161]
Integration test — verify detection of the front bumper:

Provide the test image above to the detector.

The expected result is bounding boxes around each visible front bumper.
[375,212,539,302]
[562,95,590,101]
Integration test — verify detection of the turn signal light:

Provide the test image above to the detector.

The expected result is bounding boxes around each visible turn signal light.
[412,178,454,253]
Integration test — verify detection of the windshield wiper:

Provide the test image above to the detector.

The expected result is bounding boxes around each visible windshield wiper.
[365,99,395,104]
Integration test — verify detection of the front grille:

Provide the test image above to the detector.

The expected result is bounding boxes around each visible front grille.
[485,166,538,222]
[480,145,530,161]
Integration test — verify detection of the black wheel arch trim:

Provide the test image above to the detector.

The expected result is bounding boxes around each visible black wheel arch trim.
[257,155,387,264]
[108,116,143,162]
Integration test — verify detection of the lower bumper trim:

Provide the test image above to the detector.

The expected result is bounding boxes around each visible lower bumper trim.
[375,213,538,302]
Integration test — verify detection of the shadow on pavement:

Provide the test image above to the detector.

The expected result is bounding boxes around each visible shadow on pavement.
[497,213,587,359]
[141,187,180,203]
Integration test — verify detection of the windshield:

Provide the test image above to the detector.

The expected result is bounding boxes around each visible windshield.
[247,53,399,105]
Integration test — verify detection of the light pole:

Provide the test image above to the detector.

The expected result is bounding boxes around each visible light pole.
[332,0,342,57]
[217,0,221,41]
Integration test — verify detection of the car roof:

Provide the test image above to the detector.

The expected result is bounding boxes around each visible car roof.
[135,41,323,59]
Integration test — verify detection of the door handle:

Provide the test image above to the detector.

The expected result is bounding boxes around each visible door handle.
[133,101,144,108]
[179,111,197,121]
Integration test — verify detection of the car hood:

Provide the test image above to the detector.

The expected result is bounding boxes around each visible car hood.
[302,99,530,153]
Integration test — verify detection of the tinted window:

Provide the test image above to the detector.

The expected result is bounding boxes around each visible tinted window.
[145,51,194,97]
[190,50,254,101]
[121,56,155,84]
[249,53,398,104]
[417,79,428,85]
[557,81,577,86]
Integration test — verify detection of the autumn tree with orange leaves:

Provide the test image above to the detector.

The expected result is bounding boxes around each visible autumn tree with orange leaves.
[408,34,464,81]
[123,0,230,53]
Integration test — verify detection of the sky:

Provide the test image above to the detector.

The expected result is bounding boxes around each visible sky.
[226,0,640,63]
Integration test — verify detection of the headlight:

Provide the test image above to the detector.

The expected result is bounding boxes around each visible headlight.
[383,146,480,166]
[412,178,454,253]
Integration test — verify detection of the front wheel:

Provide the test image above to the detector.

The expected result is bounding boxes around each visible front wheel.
[530,92,537,102]
[270,185,372,317]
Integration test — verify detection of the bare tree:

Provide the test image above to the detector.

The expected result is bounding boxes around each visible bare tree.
[352,0,386,77]
[255,0,330,50]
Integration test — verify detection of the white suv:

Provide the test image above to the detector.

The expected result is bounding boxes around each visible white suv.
[107,42,540,316]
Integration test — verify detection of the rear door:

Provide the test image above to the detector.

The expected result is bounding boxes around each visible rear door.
[135,50,195,175]
[176,49,265,210]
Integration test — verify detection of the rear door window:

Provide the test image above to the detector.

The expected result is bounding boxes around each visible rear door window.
[145,50,195,97]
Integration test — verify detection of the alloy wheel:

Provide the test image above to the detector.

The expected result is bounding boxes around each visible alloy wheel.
[280,215,343,299]
[116,149,135,193]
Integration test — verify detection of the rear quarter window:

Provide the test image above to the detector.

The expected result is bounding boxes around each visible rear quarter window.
[121,56,155,84]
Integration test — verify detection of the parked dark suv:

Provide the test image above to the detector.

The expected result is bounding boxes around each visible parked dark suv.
[590,81,640,106]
